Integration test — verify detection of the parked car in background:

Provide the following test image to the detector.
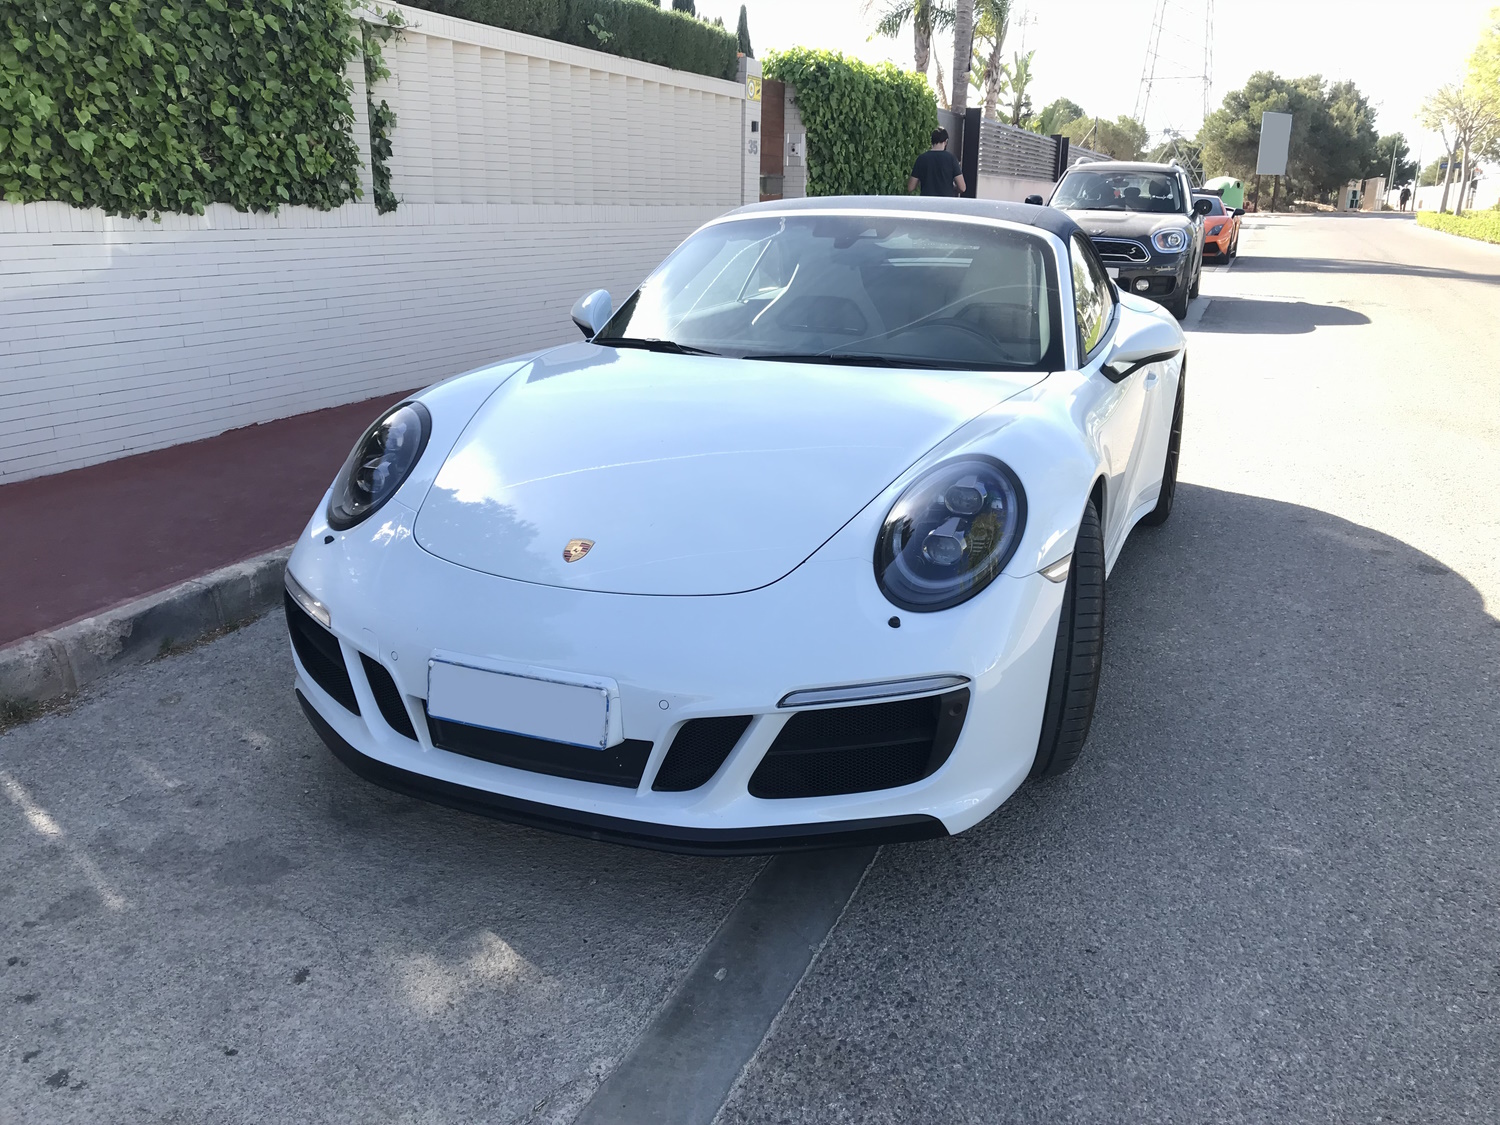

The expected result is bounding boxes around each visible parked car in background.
[1194,190,1243,260]
[284,197,1190,854]
[1032,160,1211,320]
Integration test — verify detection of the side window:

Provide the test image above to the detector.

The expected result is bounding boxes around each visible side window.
[1069,234,1113,358]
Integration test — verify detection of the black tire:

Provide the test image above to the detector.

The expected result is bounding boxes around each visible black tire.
[1229,233,1239,258]
[1029,501,1105,780]
[1141,364,1185,526]
[1188,263,1200,299]
[1167,289,1189,320]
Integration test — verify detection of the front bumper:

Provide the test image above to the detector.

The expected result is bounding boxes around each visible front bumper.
[300,692,946,854]
[286,496,1065,852]
[1109,257,1188,301]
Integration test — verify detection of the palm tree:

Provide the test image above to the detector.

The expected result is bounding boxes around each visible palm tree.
[949,0,975,120]
[867,0,948,80]
[969,0,1011,120]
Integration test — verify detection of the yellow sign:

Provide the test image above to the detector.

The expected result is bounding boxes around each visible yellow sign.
[746,75,762,102]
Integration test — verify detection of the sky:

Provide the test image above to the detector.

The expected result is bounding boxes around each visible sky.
[692,0,1496,162]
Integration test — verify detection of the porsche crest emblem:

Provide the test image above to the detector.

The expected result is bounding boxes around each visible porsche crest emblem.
[562,538,594,563]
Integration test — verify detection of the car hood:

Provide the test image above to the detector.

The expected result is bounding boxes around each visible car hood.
[1064,209,1191,239]
[413,343,1044,595]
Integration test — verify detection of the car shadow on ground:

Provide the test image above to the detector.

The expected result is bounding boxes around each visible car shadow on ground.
[716,482,1500,1125]
[1234,255,1500,284]
[1192,296,1371,334]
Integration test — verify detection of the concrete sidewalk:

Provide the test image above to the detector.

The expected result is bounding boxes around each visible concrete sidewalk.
[1,393,411,649]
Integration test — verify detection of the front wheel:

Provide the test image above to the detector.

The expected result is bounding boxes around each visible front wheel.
[1141,365,1186,526]
[1029,501,1105,779]
[1188,263,1200,299]
[1168,289,1190,320]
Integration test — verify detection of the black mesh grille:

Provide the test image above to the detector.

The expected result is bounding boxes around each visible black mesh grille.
[749,689,969,799]
[425,707,653,788]
[285,591,359,714]
[652,716,753,792]
[360,654,418,741]
[1091,237,1150,262]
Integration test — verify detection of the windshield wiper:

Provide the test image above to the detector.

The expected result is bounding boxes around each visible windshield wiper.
[604,337,723,356]
[746,352,988,370]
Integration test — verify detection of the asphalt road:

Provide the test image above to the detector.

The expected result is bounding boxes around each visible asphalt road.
[5,214,1499,1123]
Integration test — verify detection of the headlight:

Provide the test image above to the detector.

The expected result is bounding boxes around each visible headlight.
[327,401,432,530]
[874,457,1027,612]
[1206,222,1224,235]
[1152,229,1187,253]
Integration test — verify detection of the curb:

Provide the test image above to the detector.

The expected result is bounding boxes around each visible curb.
[0,545,292,708]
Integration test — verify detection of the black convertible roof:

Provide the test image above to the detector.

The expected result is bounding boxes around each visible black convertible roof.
[726,195,1080,241]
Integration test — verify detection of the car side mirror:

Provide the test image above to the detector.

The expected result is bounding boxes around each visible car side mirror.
[1024,194,1045,206]
[1232,207,1245,217]
[1101,313,1183,383]
[570,289,612,339]
[1193,197,1214,216]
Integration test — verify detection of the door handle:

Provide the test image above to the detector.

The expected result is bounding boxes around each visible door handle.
[1144,370,1159,388]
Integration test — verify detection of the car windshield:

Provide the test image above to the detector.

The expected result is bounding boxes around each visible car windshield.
[1053,170,1185,214]
[1194,194,1226,216]
[594,214,1062,371]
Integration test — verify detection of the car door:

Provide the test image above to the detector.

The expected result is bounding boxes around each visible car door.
[1070,233,1147,558]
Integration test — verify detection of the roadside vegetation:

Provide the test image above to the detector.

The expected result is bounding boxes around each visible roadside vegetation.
[1417,209,1500,245]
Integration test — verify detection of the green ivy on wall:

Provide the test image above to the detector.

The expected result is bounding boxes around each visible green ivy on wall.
[0,0,365,217]
[403,0,740,82]
[361,8,406,214]
[763,48,937,197]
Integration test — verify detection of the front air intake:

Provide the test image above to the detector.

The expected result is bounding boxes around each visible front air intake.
[285,591,359,715]
[359,654,418,741]
[652,716,753,792]
[749,689,969,799]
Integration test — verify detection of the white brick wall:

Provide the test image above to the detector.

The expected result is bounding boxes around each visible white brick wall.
[0,201,725,481]
[1,6,752,482]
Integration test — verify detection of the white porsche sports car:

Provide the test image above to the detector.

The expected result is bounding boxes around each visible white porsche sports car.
[285,197,1187,853]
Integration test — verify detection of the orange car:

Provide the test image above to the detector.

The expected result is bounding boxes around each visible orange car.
[1193,190,1242,259]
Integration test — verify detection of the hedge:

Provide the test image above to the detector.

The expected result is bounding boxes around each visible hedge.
[763,48,936,197]
[0,0,364,217]
[401,0,739,82]
[1417,209,1500,246]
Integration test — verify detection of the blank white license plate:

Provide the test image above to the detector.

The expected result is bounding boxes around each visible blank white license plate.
[427,660,611,749]
[1107,267,1120,280]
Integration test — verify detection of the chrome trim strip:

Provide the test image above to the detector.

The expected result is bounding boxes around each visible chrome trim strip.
[285,570,331,629]
[778,675,970,709]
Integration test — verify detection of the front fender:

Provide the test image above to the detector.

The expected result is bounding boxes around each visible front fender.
[803,372,1107,584]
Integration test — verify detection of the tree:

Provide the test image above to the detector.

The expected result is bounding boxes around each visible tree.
[1035,97,1084,136]
[736,4,752,57]
[1368,133,1417,187]
[867,0,949,84]
[671,0,696,13]
[968,0,1011,120]
[1417,158,1445,187]
[1197,72,1381,204]
[1471,5,1500,93]
[1422,83,1500,214]
[997,49,1035,128]
[1063,114,1147,160]
[950,0,975,121]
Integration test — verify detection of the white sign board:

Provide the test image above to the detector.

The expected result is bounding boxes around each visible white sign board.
[1257,112,1293,177]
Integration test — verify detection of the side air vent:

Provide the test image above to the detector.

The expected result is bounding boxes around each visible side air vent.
[359,654,418,741]
[284,591,359,714]
[749,689,969,799]
[652,716,753,792]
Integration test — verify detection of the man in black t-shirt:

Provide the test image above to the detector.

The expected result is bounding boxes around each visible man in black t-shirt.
[908,129,966,197]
